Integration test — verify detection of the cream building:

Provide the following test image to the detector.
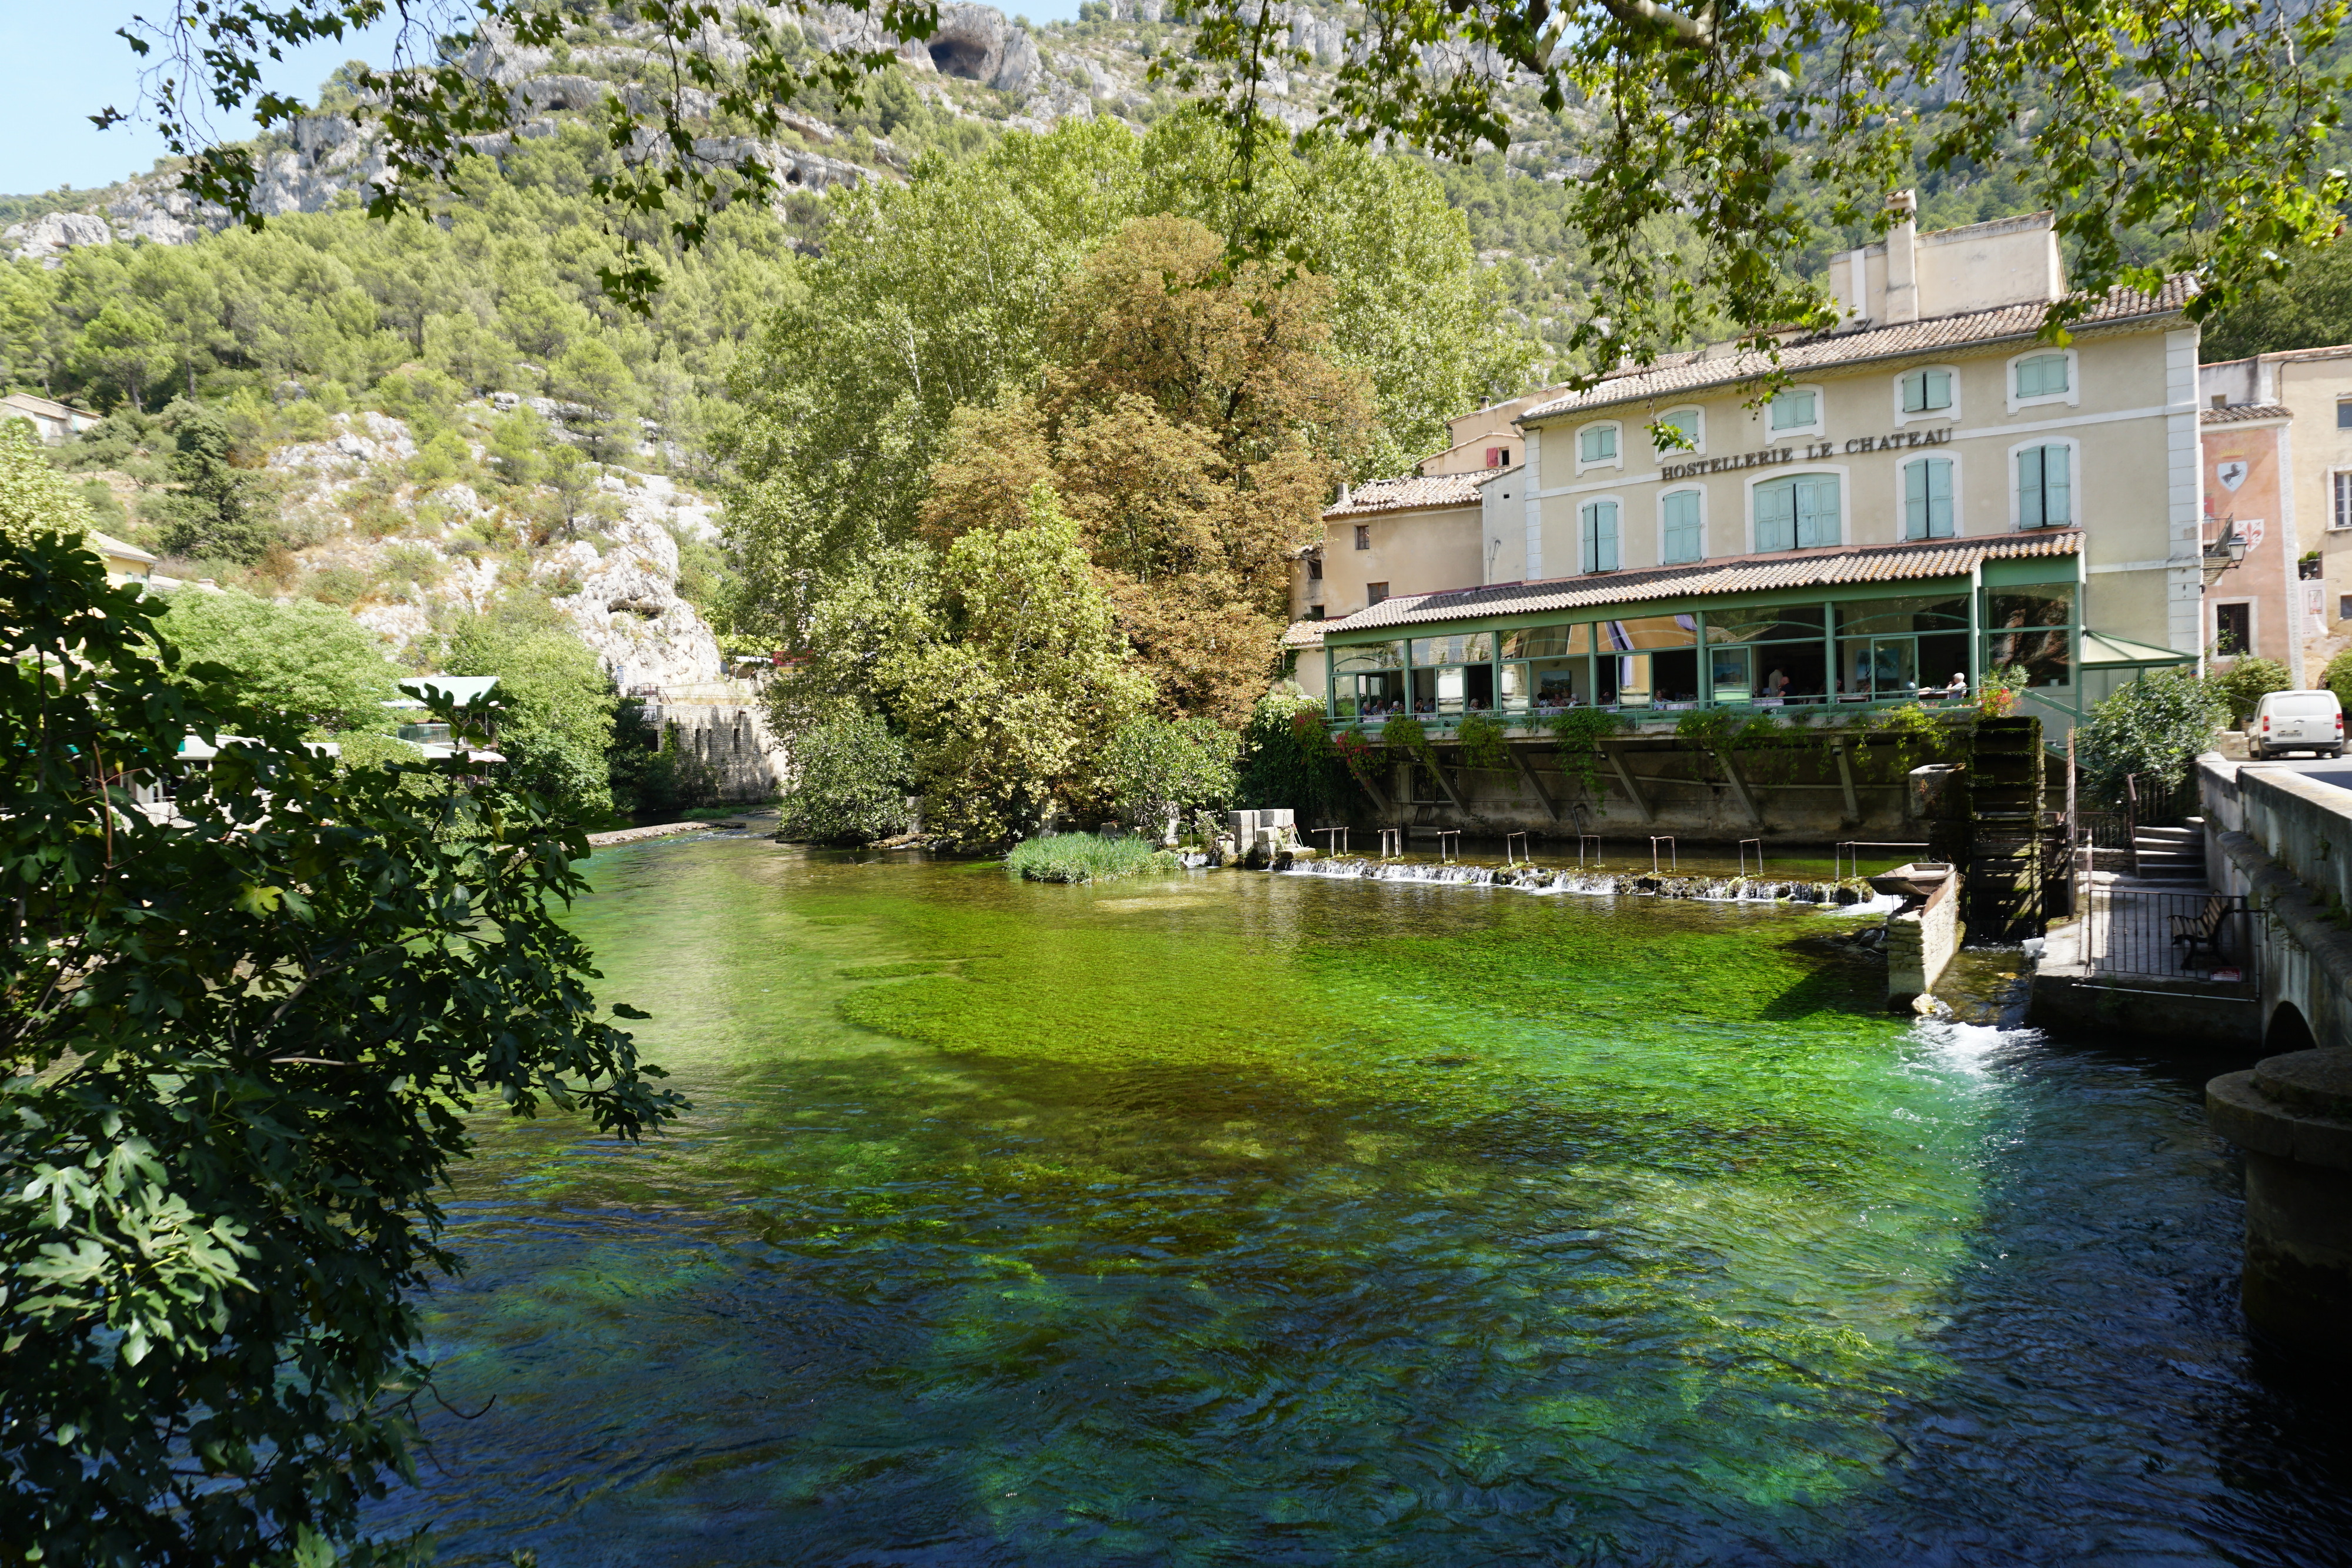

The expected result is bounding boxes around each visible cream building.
[1305,199,2201,737]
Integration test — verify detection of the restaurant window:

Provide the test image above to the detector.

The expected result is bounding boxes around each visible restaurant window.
[1661,489,1704,564]
[1354,524,1371,550]
[1499,623,1591,711]
[2017,443,2072,528]
[1598,614,1700,708]
[1838,594,1972,702]
[1900,367,1954,414]
[1706,603,1829,706]
[1768,387,1819,432]
[2014,352,2070,401]
[1755,472,1840,551]
[1580,499,1621,573]
[1329,640,1407,718]
[1408,632,1496,714]
[1578,423,1619,464]
[1903,456,1955,540]
[1984,583,2076,690]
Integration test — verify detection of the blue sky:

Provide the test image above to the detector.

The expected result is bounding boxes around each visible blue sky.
[1,2,1087,198]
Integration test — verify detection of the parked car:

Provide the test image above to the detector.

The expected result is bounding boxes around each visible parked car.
[2251,688,2345,760]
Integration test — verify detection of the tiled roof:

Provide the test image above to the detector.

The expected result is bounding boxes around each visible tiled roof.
[1324,471,1494,518]
[1281,618,1327,648]
[1520,279,2198,423]
[2201,403,2293,424]
[1323,530,2084,633]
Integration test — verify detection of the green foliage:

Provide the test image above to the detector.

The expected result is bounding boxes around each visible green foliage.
[1005,831,1180,884]
[439,611,620,824]
[1456,710,1514,773]
[2209,654,2294,723]
[1328,726,1383,804]
[1856,703,1967,781]
[1380,713,1439,772]
[2201,236,2352,360]
[780,713,915,844]
[0,418,94,545]
[146,398,273,563]
[0,529,680,1567]
[2077,668,2229,804]
[880,487,1154,847]
[158,586,401,734]
[1546,707,1628,799]
[2322,646,2352,711]
[1100,714,1242,833]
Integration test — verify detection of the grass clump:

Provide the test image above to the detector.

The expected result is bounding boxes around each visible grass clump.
[1005,832,1180,884]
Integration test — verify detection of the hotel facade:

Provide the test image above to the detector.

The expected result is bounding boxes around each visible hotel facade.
[1292,202,2206,740]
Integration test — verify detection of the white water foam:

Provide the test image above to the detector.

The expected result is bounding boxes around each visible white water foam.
[1277,857,1870,908]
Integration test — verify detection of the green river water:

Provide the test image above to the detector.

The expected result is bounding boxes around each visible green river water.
[376,833,2352,1565]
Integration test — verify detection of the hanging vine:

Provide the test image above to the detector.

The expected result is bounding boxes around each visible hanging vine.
[1546,708,1628,801]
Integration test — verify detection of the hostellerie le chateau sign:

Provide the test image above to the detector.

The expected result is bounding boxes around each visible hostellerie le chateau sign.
[1659,425,1952,483]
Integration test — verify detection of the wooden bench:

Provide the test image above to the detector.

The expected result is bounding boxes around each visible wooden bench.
[2171,894,2231,963]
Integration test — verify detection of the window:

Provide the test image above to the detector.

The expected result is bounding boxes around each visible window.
[1900,367,1953,414]
[1486,446,1509,468]
[1307,554,1323,579]
[1654,407,1702,454]
[2014,353,2069,400]
[1307,605,1325,620]
[1354,524,1371,550]
[1755,473,1841,551]
[2338,399,2351,429]
[2215,601,2253,657]
[2334,472,2352,530]
[1578,423,1619,464]
[1768,387,1819,432]
[2017,444,2072,528]
[2340,594,2352,622]
[1580,499,1621,573]
[1903,456,1955,540]
[1661,489,1704,563]
[1367,581,1389,604]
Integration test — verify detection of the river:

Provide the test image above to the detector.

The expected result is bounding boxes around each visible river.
[371,832,2352,1565]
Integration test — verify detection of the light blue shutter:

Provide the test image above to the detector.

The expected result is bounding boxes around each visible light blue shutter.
[1925,369,1952,409]
[1581,500,1619,572]
[1794,474,1840,547]
[1756,478,1796,551]
[1661,490,1703,563]
[2043,445,2070,525]
[1906,459,1952,539]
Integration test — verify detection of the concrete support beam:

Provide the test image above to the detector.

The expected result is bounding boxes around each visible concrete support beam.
[1509,745,1562,822]
[1831,741,1863,827]
[1714,747,1765,827]
[1602,744,1655,823]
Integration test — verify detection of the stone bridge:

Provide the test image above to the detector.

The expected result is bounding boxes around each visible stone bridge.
[2198,757,2352,1053]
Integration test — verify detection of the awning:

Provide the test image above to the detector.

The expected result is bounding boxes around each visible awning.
[2079,630,2196,668]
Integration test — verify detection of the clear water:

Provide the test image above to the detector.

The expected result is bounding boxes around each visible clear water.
[375,835,2352,1566]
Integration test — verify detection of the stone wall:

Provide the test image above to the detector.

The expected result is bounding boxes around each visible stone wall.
[637,687,789,803]
[2200,757,2352,1050]
[1885,872,1960,1010]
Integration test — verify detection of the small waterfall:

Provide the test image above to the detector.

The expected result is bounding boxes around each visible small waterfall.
[1280,856,1882,907]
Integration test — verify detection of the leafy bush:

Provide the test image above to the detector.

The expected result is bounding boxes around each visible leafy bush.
[1101,714,1241,835]
[781,712,914,842]
[2077,667,2228,805]
[146,399,275,563]
[1546,707,1628,798]
[439,610,620,824]
[1235,691,1352,820]
[0,529,680,1567]
[2209,654,2293,724]
[158,586,402,734]
[1456,710,1513,772]
[1005,831,1180,883]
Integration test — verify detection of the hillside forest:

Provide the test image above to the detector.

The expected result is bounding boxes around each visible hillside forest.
[8,11,2352,841]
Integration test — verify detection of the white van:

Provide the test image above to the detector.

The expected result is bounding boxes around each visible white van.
[2251,688,2345,760]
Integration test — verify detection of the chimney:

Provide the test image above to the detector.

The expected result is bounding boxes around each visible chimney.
[1337,482,1352,507]
[1884,189,1919,325]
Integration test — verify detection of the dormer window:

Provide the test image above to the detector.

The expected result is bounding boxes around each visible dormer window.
[1900,368,1953,414]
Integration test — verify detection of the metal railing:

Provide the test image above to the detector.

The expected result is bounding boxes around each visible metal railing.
[1326,692,1974,734]
[2082,887,2255,989]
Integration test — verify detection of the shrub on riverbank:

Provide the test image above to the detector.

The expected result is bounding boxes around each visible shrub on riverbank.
[1006,832,1180,883]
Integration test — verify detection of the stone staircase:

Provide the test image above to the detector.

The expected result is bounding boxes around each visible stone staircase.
[2132,820,2208,884]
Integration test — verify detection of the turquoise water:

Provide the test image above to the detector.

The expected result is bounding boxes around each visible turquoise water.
[376,835,2352,1564]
